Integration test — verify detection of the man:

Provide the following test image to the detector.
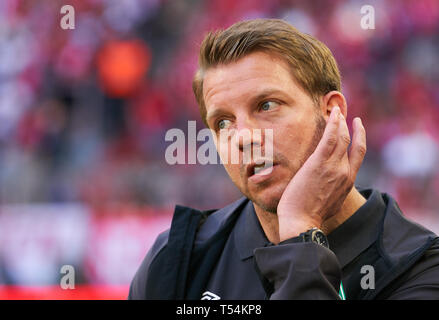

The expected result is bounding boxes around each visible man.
[129,19,439,299]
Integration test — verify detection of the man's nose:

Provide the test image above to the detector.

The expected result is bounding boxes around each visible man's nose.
[233,118,264,154]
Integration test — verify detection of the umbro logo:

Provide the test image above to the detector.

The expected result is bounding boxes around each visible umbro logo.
[201,291,221,300]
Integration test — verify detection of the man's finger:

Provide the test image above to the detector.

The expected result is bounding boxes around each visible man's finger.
[315,106,340,159]
[333,111,351,160]
[348,117,367,179]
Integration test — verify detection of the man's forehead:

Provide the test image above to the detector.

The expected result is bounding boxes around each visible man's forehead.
[203,52,296,108]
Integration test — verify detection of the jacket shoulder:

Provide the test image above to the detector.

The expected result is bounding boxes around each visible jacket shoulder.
[128,196,249,299]
[381,192,438,264]
[128,229,169,299]
[364,192,439,299]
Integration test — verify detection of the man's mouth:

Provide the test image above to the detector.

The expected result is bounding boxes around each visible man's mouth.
[254,163,273,175]
[246,161,275,178]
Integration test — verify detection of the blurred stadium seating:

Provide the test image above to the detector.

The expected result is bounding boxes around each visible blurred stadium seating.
[0,0,438,299]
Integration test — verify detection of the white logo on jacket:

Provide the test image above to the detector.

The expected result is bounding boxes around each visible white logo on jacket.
[201,291,221,300]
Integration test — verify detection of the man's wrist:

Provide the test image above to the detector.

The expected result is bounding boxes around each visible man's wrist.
[278,227,329,249]
[278,216,323,242]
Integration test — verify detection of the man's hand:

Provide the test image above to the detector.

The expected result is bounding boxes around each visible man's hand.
[277,106,366,242]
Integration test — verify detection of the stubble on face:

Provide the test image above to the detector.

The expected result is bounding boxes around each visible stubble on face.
[246,112,327,214]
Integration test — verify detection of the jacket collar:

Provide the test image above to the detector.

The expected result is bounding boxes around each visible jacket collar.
[234,200,270,260]
[234,189,387,266]
[195,196,249,245]
[328,189,386,268]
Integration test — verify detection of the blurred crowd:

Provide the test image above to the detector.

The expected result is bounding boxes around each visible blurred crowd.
[0,0,438,285]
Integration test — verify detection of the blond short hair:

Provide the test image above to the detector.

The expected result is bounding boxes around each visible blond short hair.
[192,18,341,126]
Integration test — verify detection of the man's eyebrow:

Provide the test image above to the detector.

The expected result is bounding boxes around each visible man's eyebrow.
[248,88,290,105]
[205,88,290,123]
[206,108,225,124]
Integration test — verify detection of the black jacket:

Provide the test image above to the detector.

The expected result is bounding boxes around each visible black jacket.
[129,189,439,300]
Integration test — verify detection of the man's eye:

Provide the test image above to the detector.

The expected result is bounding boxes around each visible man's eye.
[260,101,278,111]
[218,119,231,130]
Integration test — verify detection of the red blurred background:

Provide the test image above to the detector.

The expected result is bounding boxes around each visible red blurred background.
[0,0,438,299]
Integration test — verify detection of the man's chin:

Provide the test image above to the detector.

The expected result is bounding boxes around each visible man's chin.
[247,191,282,214]
[243,181,287,214]
[253,199,279,214]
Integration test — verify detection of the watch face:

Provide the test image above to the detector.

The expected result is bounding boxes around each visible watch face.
[312,230,329,248]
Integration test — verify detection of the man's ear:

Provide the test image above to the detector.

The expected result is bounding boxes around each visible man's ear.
[320,91,348,121]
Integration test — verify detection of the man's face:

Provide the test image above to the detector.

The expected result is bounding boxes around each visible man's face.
[203,51,326,213]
